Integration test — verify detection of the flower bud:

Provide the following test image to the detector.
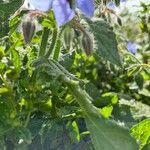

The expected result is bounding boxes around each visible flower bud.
[81,33,93,56]
[63,27,74,50]
[22,16,36,44]
[117,17,122,26]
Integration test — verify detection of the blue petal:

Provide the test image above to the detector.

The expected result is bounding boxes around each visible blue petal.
[120,0,127,2]
[76,0,94,17]
[52,0,75,26]
[127,42,138,54]
[25,0,52,12]
[106,1,116,10]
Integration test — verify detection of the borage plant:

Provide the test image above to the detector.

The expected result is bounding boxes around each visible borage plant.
[0,0,144,149]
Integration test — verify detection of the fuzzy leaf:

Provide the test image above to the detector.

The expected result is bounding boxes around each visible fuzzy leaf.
[131,119,150,149]
[62,77,139,150]
[87,19,122,66]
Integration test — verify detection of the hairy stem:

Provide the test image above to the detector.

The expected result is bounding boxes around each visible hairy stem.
[39,27,50,57]
[45,28,58,58]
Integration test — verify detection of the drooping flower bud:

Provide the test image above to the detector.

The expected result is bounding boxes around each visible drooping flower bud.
[117,17,122,26]
[81,33,93,56]
[63,27,75,50]
[22,16,36,44]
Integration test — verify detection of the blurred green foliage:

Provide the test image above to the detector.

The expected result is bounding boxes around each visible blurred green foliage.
[0,0,150,150]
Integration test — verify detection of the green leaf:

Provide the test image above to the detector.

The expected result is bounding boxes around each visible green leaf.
[139,89,150,97]
[85,115,138,150]
[85,82,100,101]
[93,92,118,108]
[0,0,22,37]
[16,127,32,145]
[66,121,80,143]
[113,99,150,128]
[0,0,22,22]
[0,137,5,148]
[33,58,81,82]
[134,73,144,89]
[0,87,9,94]
[131,119,150,149]
[142,144,150,150]
[40,120,73,150]
[98,106,113,118]
[9,16,21,35]
[10,49,21,71]
[87,19,122,66]
[62,77,138,150]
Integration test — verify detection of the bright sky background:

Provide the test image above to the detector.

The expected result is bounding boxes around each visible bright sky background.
[120,0,150,12]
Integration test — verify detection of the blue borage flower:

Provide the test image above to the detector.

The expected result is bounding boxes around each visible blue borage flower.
[23,0,94,26]
[106,0,127,10]
[106,1,116,10]
[127,41,138,55]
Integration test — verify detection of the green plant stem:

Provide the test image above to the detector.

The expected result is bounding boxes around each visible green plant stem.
[51,95,59,118]
[52,28,65,61]
[61,75,97,117]
[45,28,58,58]
[24,111,31,127]
[52,26,66,61]
[51,59,83,83]
[126,63,150,70]
[53,39,61,61]
[125,52,150,74]
[39,27,50,57]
